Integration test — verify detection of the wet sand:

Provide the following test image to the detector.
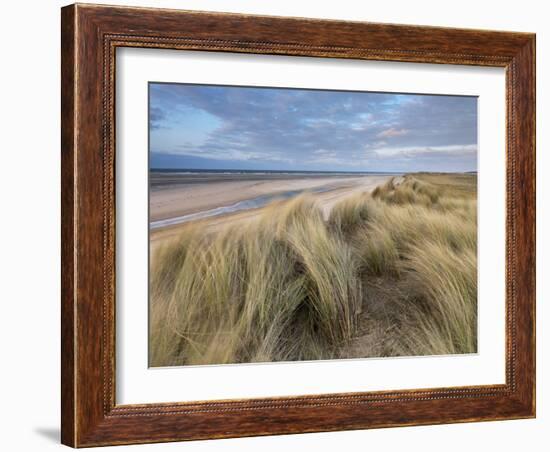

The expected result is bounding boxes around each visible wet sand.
[150,173,394,249]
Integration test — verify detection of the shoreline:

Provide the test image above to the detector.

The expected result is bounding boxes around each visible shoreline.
[150,174,396,222]
[149,174,394,249]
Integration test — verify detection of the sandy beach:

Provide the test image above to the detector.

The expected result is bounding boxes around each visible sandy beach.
[150,172,394,247]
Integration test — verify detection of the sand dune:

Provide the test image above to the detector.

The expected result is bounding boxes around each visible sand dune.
[149,173,478,366]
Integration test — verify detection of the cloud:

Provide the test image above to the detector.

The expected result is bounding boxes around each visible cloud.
[377,128,409,138]
[149,83,477,172]
[374,144,477,158]
[149,106,166,130]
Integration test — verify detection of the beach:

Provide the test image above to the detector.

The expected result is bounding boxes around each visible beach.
[150,172,394,247]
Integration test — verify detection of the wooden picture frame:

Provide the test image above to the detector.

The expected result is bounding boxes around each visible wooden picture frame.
[61,3,535,447]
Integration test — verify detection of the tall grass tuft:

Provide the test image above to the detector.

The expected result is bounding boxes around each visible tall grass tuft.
[401,243,477,355]
[150,196,362,366]
[328,192,376,237]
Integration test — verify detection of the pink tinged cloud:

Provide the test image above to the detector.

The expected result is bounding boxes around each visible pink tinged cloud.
[377,128,409,138]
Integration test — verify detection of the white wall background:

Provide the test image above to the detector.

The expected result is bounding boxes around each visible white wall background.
[0,1,545,450]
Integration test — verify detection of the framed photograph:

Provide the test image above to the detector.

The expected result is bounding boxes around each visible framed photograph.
[61,3,535,447]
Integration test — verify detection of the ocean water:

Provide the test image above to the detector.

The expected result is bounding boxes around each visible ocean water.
[151,168,399,176]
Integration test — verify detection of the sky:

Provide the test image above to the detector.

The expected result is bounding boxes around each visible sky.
[149,83,477,172]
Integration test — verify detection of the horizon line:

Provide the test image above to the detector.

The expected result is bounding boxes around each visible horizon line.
[149,167,477,173]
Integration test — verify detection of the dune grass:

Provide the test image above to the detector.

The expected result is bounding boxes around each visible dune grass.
[150,173,477,366]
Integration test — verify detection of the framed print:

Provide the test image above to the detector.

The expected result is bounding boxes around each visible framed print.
[61,3,536,447]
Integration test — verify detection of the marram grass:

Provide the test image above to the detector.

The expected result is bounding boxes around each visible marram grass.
[150,173,477,366]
